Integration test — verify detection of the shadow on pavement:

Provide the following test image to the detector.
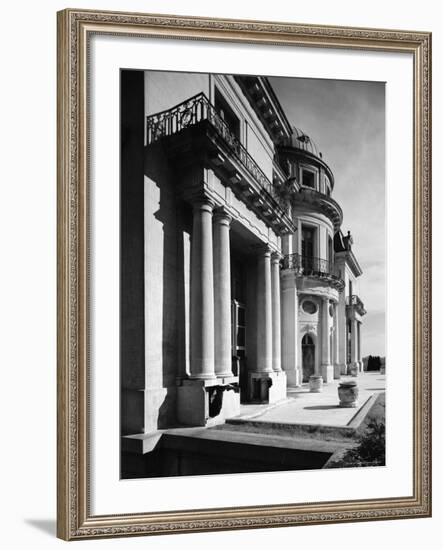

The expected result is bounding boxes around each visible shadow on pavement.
[303,405,341,411]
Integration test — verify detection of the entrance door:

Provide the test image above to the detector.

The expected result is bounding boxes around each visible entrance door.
[302,334,315,382]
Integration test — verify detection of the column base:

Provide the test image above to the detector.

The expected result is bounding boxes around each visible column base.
[177,377,240,427]
[188,373,217,381]
[285,368,302,387]
[321,364,334,384]
[340,363,348,376]
[216,371,234,379]
[248,371,287,404]
[333,363,342,380]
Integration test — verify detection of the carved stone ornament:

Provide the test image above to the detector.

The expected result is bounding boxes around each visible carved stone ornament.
[303,323,318,334]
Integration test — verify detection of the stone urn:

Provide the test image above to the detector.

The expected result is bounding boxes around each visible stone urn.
[309,374,323,393]
[338,380,359,408]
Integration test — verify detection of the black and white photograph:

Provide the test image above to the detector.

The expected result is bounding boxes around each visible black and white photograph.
[120,70,386,479]
[0,0,436,546]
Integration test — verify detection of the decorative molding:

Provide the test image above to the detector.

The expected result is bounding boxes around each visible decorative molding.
[57,8,431,540]
[302,323,318,334]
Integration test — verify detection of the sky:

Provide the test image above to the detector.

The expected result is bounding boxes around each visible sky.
[269,76,386,358]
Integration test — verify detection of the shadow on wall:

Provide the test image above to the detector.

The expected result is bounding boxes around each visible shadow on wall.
[144,143,191,430]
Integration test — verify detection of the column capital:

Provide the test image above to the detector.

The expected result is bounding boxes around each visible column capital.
[271,251,283,264]
[213,207,232,226]
[192,196,215,212]
[252,243,273,257]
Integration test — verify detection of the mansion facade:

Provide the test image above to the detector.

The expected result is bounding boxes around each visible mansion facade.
[121,70,366,448]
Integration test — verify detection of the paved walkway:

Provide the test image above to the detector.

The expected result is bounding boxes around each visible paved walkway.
[233,371,385,428]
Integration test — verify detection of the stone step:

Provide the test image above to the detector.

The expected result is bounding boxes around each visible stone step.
[160,427,350,472]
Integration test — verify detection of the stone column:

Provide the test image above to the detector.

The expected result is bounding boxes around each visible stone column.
[333,303,341,379]
[213,209,233,378]
[281,234,293,256]
[357,322,363,372]
[281,271,300,386]
[271,252,282,372]
[321,297,333,383]
[350,318,359,374]
[256,246,273,373]
[189,199,216,380]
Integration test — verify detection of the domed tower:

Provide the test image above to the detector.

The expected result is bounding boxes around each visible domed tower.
[277,127,348,386]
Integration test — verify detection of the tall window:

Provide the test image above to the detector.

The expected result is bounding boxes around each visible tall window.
[328,235,333,267]
[301,226,316,272]
[214,88,240,141]
[302,226,315,258]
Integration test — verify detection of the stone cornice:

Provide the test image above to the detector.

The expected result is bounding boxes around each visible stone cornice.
[335,249,363,278]
[292,188,343,231]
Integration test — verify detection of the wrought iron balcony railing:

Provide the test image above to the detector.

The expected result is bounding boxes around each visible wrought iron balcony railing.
[282,253,344,290]
[282,253,331,275]
[146,92,290,215]
[346,294,367,315]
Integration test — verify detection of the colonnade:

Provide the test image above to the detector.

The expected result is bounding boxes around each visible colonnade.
[188,198,283,384]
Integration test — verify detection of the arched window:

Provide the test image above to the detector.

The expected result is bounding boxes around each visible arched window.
[302,334,314,346]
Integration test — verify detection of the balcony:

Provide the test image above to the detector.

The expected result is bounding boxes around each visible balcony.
[282,253,344,291]
[146,93,295,235]
[346,294,367,316]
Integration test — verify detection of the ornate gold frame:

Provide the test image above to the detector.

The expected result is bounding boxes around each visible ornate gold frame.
[57,8,432,540]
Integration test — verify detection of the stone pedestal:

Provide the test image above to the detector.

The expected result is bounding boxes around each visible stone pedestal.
[177,377,240,427]
[248,371,286,404]
[309,374,323,393]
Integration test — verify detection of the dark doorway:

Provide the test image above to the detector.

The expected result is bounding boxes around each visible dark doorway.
[231,259,247,401]
[302,334,315,382]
